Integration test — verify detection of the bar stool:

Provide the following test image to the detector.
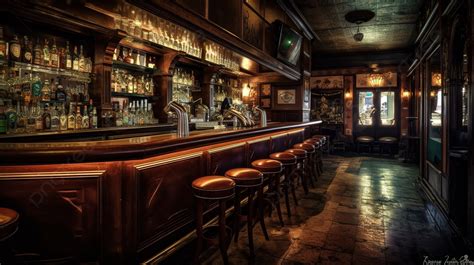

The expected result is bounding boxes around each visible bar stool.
[356,136,375,153]
[269,152,297,218]
[284,148,309,194]
[304,138,323,176]
[313,135,329,153]
[0,207,19,264]
[293,143,317,185]
[225,168,268,258]
[251,159,284,226]
[192,176,236,265]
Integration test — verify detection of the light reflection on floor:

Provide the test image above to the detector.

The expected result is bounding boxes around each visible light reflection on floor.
[203,155,463,265]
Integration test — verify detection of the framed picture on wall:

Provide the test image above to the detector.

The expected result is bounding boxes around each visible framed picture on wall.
[260,98,271,108]
[260,84,271,97]
[277,89,296,104]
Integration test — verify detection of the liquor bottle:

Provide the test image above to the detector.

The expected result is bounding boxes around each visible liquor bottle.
[26,106,36,133]
[50,38,59,68]
[137,76,144,95]
[42,38,50,66]
[0,26,6,60]
[5,102,17,133]
[67,103,75,130]
[72,46,79,71]
[138,100,144,125]
[122,103,129,126]
[31,73,42,102]
[124,48,133,64]
[41,78,51,102]
[0,105,6,134]
[9,35,21,62]
[91,107,98,129]
[16,103,27,133]
[59,104,67,131]
[127,75,134,94]
[115,104,123,127]
[56,79,66,102]
[78,45,85,72]
[75,106,82,130]
[59,47,66,69]
[35,103,43,131]
[51,105,60,131]
[42,104,51,130]
[65,41,72,69]
[23,36,33,64]
[50,78,57,101]
[147,55,155,69]
[82,105,90,129]
[128,102,134,126]
[33,37,42,65]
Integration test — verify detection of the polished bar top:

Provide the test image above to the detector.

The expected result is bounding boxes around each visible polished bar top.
[0,121,321,164]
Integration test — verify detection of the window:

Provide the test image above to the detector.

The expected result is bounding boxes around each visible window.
[380,91,395,125]
[358,91,374,125]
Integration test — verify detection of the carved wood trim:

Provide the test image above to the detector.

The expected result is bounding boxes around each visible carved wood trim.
[134,152,204,170]
[0,170,106,180]
[207,142,246,154]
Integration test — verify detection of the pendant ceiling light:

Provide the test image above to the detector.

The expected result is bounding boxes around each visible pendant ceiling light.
[345,10,375,42]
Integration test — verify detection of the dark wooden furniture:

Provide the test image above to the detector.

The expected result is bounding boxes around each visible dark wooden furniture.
[356,135,375,153]
[269,152,297,218]
[192,176,235,265]
[0,121,320,264]
[225,168,268,258]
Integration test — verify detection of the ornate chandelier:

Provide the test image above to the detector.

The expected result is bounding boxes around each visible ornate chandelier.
[369,74,384,87]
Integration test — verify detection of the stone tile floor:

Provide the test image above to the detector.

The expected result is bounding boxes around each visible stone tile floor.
[202,156,465,265]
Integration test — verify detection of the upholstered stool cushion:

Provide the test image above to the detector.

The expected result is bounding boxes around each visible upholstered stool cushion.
[192,176,235,199]
[0,207,19,241]
[304,139,321,148]
[225,168,263,187]
[356,136,375,143]
[293,143,315,153]
[270,152,297,166]
[285,149,307,160]
[251,159,283,174]
[378,137,398,143]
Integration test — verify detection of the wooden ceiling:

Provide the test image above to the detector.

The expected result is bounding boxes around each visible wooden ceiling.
[294,0,424,54]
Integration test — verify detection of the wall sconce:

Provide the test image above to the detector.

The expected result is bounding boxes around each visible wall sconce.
[242,83,251,97]
[430,90,437,97]
[431,73,442,87]
[344,88,351,98]
[402,89,410,98]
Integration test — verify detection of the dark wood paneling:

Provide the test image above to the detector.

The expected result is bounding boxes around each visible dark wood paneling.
[270,133,289,153]
[207,143,247,175]
[208,0,242,36]
[176,0,206,17]
[247,137,272,164]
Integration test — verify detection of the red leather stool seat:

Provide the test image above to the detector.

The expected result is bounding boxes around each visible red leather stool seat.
[284,149,307,161]
[225,168,263,187]
[293,143,315,153]
[251,159,283,174]
[269,152,297,166]
[192,176,236,199]
[0,208,19,241]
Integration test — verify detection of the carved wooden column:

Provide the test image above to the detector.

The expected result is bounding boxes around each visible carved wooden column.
[155,52,181,122]
[92,30,125,127]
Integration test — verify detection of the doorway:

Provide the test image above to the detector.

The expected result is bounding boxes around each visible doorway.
[353,88,400,140]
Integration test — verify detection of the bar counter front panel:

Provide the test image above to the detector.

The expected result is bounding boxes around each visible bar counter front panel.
[0,121,320,264]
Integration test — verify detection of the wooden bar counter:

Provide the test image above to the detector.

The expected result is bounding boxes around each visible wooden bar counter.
[0,121,320,264]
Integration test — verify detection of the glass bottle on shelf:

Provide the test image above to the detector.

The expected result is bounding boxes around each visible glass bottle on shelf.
[75,105,82,130]
[59,104,67,131]
[51,105,60,131]
[78,45,85,72]
[35,103,43,131]
[82,105,90,129]
[50,38,59,68]
[115,104,123,127]
[122,103,129,126]
[65,41,72,69]
[0,26,6,60]
[91,107,98,129]
[42,38,50,66]
[67,103,75,130]
[26,105,35,133]
[128,101,135,126]
[5,102,17,134]
[9,35,21,62]
[56,79,66,102]
[72,46,79,71]
[16,102,26,134]
[137,76,144,95]
[42,104,51,130]
[127,75,134,94]
[33,37,42,65]
[23,36,33,64]
[41,78,51,102]
[50,78,57,101]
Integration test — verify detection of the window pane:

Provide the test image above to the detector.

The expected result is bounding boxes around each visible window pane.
[358,91,374,125]
[380,91,395,125]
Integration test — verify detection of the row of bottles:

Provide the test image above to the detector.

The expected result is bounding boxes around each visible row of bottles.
[0,100,97,134]
[113,3,202,58]
[111,68,154,96]
[0,26,93,73]
[204,42,240,71]
[108,99,155,127]
[113,45,156,69]
[172,66,198,103]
